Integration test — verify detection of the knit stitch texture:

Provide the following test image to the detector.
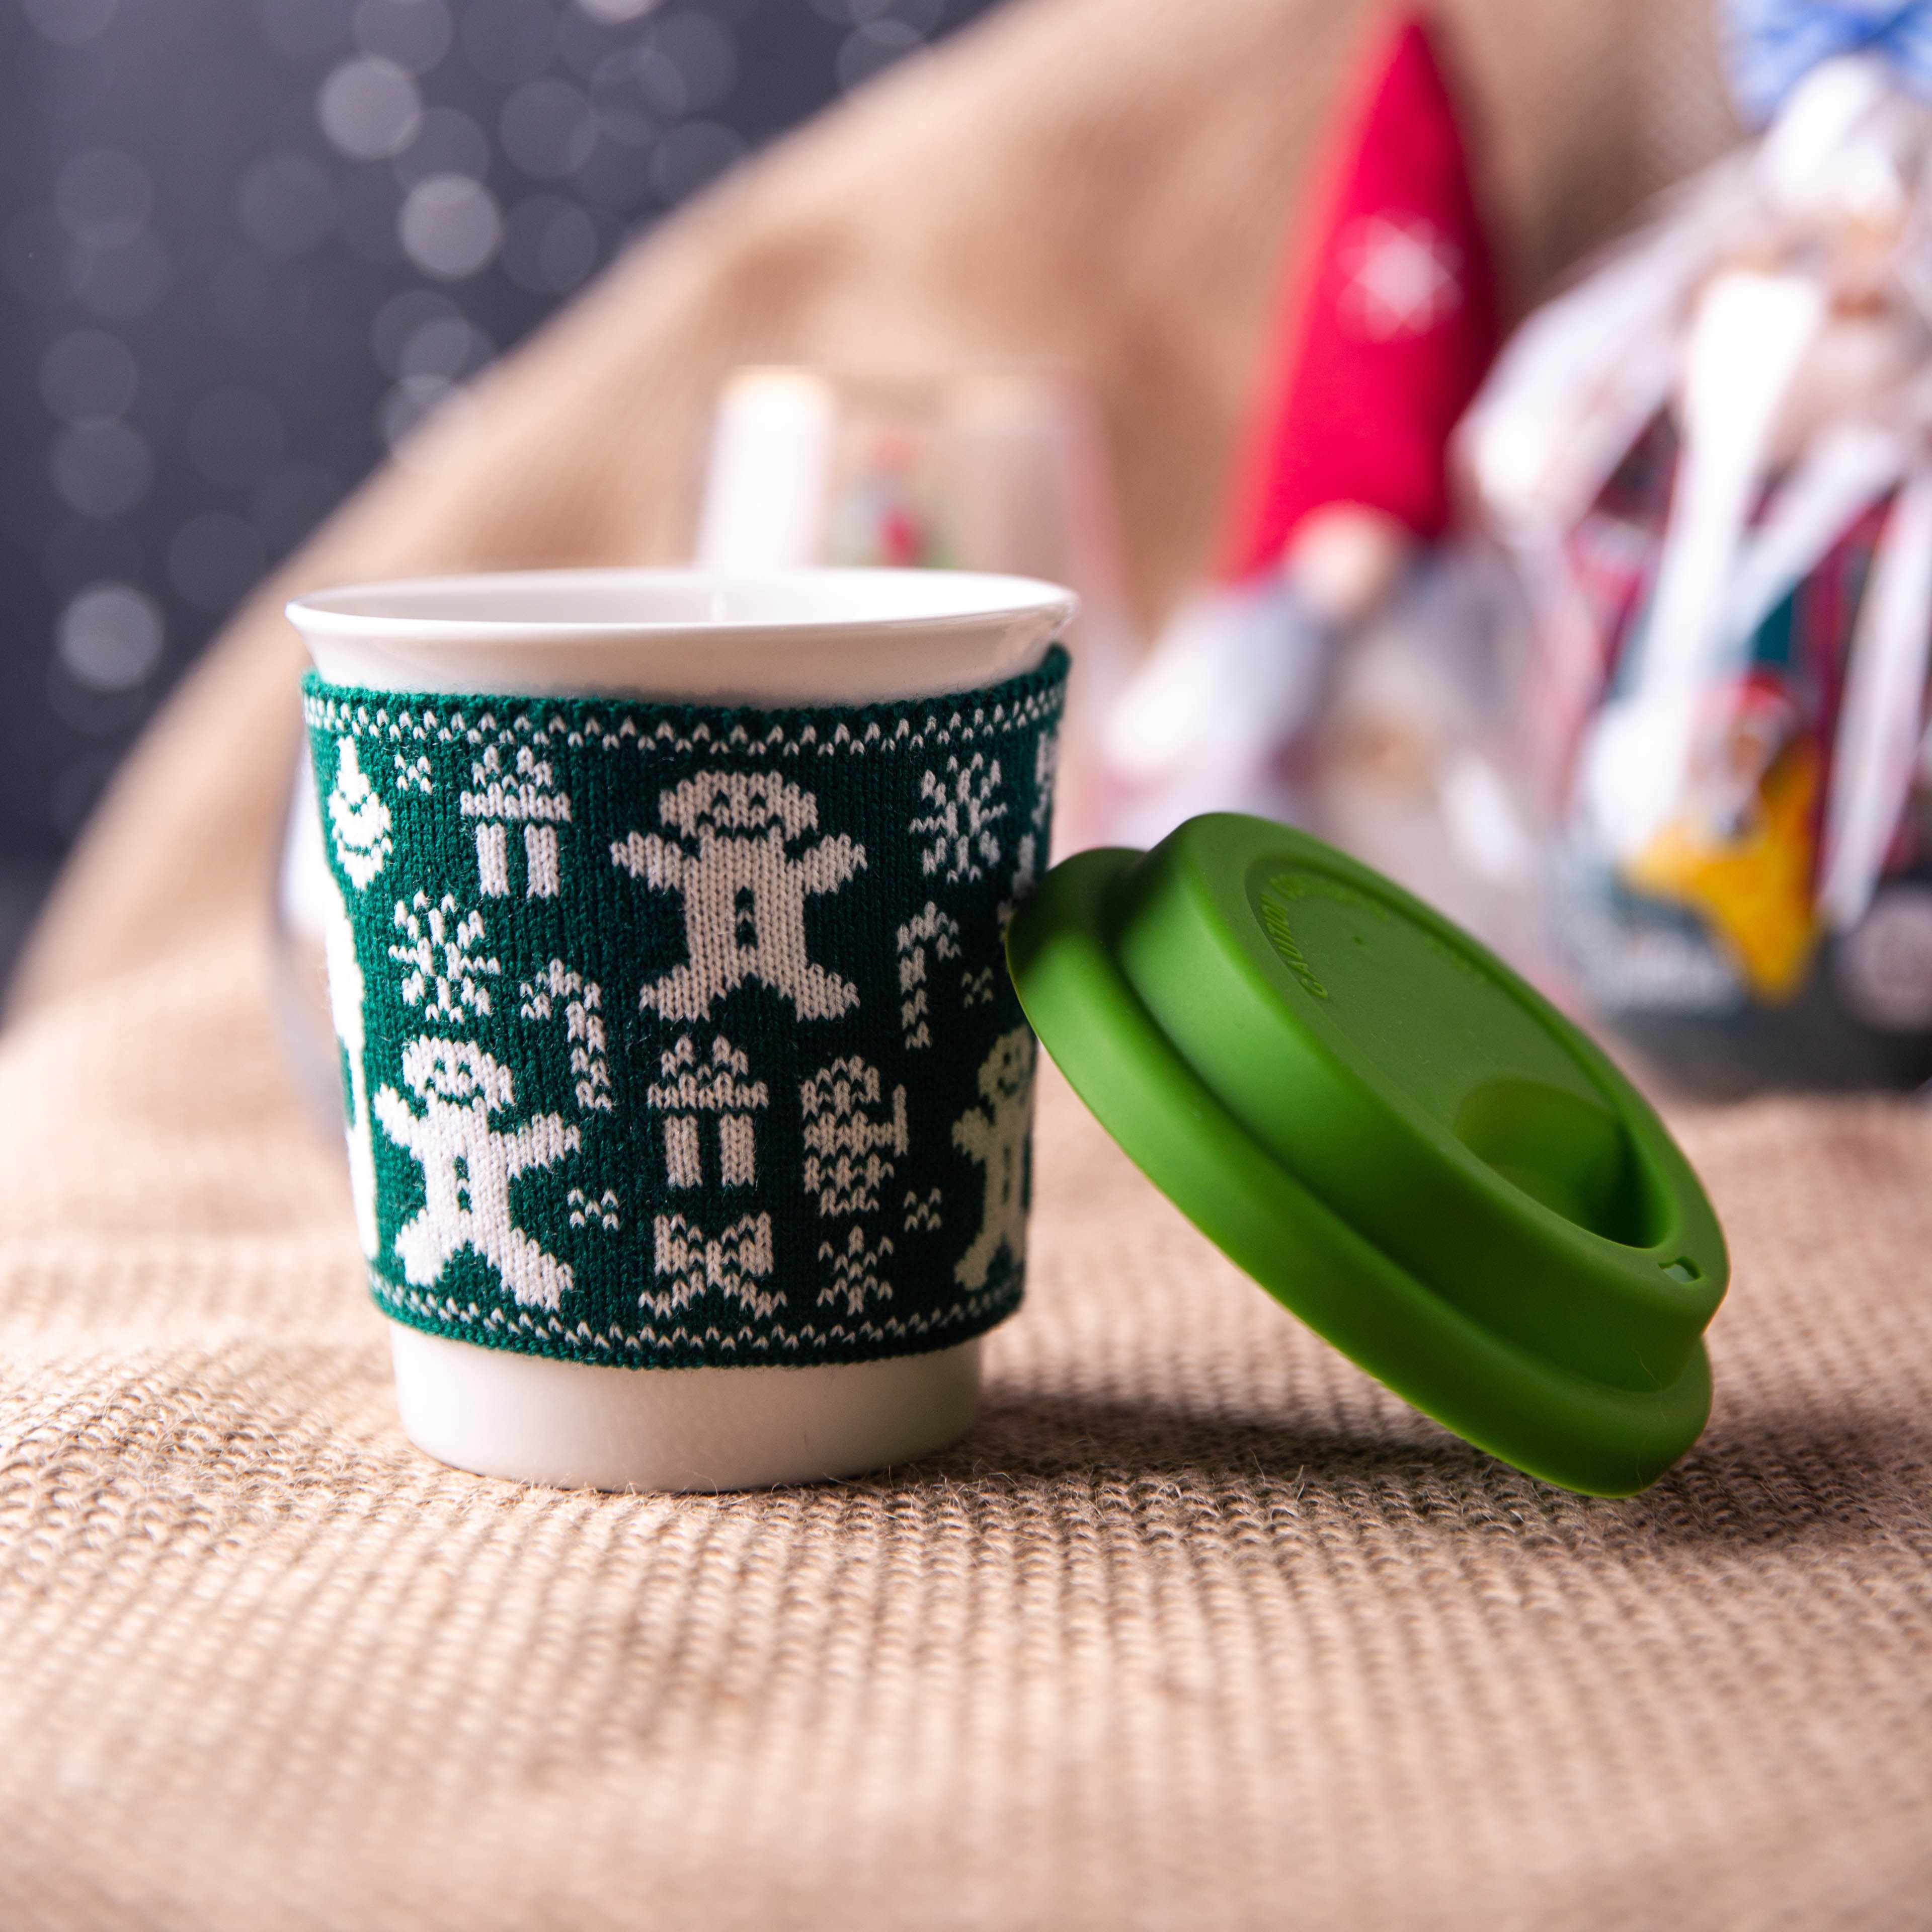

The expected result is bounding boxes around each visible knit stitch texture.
[302,650,1068,1367]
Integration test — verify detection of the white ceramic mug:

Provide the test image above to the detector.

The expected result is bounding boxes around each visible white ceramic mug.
[287,567,1075,1491]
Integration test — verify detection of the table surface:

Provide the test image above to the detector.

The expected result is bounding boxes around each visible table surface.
[1,915,1927,1929]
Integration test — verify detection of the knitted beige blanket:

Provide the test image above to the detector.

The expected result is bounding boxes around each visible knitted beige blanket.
[10,2,1929,1925]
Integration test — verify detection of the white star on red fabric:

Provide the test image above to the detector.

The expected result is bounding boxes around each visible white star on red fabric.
[1338,214,1463,341]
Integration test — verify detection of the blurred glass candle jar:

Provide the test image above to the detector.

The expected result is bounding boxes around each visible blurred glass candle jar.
[285,567,1074,1490]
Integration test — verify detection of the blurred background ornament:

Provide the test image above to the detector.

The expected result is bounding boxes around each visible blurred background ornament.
[1096,9,1537,967]
[1463,0,1932,1091]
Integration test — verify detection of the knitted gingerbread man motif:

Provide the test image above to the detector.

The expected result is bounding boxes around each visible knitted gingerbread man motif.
[611,771,865,1022]
[951,1026,1034,1290]
[374,1037,581,1311]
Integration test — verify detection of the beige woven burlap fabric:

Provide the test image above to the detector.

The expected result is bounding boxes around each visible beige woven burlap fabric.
[14,2,1932,1925]
[6,967,1932,1929]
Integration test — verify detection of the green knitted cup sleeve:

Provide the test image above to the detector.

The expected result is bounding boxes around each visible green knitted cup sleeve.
[302,647,1068,1370]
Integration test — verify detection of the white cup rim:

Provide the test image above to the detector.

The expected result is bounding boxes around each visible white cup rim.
[287,566,1078,646]
[288,566,1079,705]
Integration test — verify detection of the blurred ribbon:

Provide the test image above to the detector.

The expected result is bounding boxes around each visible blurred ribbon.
[1726,0,1932,122]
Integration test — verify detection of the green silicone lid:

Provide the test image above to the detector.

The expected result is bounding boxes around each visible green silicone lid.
[1005,816,1728,1496]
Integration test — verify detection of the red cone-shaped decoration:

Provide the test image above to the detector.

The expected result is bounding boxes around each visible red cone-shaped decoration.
[1220,12,1500,578]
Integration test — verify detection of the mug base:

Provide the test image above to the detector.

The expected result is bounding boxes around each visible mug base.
[386,1323,983,1491]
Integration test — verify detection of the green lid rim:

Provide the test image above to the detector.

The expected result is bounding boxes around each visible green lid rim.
[1111,816,1726,1394]
[1006,844,1714,1497]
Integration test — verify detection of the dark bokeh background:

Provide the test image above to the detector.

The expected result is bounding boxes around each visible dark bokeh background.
[0,0,999,960]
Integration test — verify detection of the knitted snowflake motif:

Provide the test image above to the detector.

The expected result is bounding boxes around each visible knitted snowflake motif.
[388,892,502,1024]
[911,753,1006,883]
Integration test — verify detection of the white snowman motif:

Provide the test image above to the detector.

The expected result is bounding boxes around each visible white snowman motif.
[327,738,392,888]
